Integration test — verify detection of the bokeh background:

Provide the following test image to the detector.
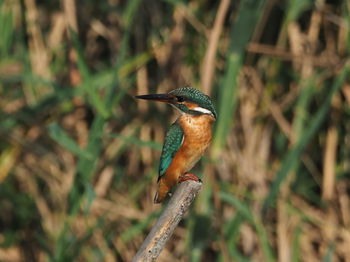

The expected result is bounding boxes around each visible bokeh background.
[1,0,350,261]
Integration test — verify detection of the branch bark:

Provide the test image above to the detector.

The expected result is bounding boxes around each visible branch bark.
[132,180,202,262]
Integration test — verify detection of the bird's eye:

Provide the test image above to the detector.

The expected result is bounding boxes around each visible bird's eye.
[176,96,184,102]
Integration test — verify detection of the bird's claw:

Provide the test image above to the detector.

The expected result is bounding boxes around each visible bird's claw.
[178,173,202,183]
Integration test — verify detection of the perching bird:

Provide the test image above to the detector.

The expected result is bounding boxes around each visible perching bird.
[135,87,217,203]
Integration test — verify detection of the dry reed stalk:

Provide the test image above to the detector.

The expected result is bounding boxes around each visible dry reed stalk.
[23,0,52,102]
[322,126,338,201]
[62,0,81,88]
[62,0,78,32]
[201,0,230,94]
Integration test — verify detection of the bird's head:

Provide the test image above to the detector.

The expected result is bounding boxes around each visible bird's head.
[135,87,217,119]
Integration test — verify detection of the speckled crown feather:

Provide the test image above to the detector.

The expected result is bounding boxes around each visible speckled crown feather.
[169,87,217,119]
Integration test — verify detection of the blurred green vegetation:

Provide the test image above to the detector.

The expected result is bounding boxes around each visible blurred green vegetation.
[0,0,349,261]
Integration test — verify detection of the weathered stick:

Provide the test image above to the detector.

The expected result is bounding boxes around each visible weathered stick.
[132,180,202,262]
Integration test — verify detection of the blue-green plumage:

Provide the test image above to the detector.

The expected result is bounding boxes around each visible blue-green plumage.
[169,87,217,119]
[158,121,184,180]
[135,86,217,203]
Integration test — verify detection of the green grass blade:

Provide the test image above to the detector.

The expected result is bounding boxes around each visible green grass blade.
[0,0,14,58]
[220,192,254,222]
[120,211,159,243]
[67,0,143,215]
[286,0,312,22]
[105,0,143,108]
[223,214,250,261]
[68,116,105,215]
[291,225,302,262]
[70,30,109,118]
[212,0,266,157]
[293,77,316,138]
[48,123,92,159]
[108,133,162,150]
[220,192,275,262]
[322,243,335,262]
[263,64,350,213]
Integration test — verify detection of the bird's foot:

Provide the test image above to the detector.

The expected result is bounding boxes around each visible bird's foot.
[178,173,202,183]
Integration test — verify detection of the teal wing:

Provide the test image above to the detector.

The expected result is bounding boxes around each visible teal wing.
[158,122,184,180]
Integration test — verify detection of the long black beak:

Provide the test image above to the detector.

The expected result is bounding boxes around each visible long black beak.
[135,93,176,103]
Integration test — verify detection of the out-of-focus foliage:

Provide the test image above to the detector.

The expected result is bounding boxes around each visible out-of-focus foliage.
[0,0,349,261]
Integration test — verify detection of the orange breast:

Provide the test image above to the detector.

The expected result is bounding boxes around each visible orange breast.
[162,114,215,188]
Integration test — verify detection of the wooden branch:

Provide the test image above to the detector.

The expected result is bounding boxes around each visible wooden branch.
[132,180,202,262]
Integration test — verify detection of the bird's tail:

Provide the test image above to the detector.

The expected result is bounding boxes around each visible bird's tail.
[154,178,170,204]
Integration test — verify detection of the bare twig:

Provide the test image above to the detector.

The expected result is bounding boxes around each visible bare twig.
[132,180,202,262]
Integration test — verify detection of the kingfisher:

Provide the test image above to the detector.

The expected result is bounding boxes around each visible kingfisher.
[135,87,217,203]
